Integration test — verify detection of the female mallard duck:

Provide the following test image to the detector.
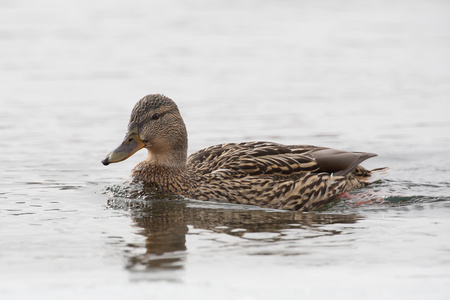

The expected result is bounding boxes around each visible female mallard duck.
[102,94,386,211]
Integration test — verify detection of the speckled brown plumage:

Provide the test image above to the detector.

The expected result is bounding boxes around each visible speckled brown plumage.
[102,94,387,211]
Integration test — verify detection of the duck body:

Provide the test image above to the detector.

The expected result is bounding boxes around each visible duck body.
[102,94,386,211]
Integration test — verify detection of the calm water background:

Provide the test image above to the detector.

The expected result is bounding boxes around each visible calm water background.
[1,0,450,299]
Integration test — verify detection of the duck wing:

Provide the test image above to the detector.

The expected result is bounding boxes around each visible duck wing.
[188,142,317,177]
[188,141,376,178]
[300,148,377,176]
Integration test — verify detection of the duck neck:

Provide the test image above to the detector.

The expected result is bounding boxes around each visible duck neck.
[145,147,187,169]
[132,159,193,194]
[132,118,193,193]
[144,117,189,168]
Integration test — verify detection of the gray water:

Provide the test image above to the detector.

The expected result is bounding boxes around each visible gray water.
[1,0,450,299]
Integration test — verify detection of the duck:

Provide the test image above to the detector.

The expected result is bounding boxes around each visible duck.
[101,94,387,211]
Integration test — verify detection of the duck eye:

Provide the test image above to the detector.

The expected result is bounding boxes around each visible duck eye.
[152,113,160,120]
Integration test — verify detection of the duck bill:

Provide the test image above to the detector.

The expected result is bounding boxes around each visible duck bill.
[101,128,145,166]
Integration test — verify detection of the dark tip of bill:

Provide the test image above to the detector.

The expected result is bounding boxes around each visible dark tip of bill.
[101,157,110,166]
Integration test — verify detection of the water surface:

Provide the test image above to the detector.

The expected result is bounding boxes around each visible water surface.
[1,0,450,299]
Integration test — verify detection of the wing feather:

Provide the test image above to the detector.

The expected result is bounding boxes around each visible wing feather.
[188,142,320,177]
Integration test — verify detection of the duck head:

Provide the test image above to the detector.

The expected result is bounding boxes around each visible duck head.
[101,94,188,168]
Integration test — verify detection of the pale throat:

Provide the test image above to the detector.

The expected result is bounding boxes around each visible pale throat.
[145,138,187,168]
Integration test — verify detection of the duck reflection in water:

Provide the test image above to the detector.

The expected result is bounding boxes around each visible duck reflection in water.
[106,184,359,274]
